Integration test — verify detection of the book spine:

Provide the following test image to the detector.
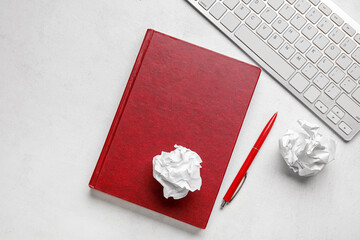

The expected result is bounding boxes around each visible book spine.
[89,29,155,188]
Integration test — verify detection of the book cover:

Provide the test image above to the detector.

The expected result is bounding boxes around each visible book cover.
[89,29,261,229]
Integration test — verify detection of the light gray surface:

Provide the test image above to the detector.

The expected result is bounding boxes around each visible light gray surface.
[0,0,359,239]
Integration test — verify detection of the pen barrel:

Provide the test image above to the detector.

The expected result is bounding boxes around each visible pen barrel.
[223,148,259,202]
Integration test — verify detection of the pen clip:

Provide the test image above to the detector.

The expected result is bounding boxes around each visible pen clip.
[229,172,247,203]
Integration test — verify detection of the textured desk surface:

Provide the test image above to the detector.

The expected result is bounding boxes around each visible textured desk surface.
[1,0,360,239]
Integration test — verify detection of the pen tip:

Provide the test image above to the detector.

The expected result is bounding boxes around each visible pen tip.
[220,200,227,209]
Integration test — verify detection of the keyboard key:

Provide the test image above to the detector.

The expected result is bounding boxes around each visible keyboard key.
[210,3,227,20]
[221,12,241,32]
[304,85,321,102]
[354,34,360,44]
[302,23,318,40]
[325,43,340,60]
[261,7,277,24]
[245,13,262,29]
[318,3,332,16]
[348,63,360,80]
[351,48,360,64]
[340,77,356,93]
[279,43,295,59]
[328,28,344,44]
[306,8,322,24]
[257,23,273,39]
[199,0,216,10]
[291,14,306,30]
[291,53,306,69]
[313,73,329,89]
[294,0,310,14]
[268,33,284,49]
[340,38,356,54]
[327,111,340,124]
[332,106,345,118]
[353,88,360,103]
[309,0,320,5]
[317,56,333,73]
[330,13,344,26]
[295,37,311,53]
[325,83,340,99]
[242,0,251,4]
[313,33,329,50]
[336,54,352,70]
[235,25,296,80]
[289,73,309,92]
[329,67,344,83]
[272,17,288,33]
[250,0,266,13]
[306,47,322,63]
[315,100,328,113]
[234,4,250,20]
[317,18,334,34]
[339,121,352,135]
[268,0,284,10]
[342,23,355,37]
[302,62,318,79]
[336,93,360,122]
[279,4,295,20]
[223,0,240,9]
[284,27,299,43]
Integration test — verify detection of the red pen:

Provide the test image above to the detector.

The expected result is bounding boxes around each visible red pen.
[221,112,278,209]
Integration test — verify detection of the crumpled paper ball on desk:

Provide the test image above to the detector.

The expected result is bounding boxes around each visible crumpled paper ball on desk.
[279,120,336,177]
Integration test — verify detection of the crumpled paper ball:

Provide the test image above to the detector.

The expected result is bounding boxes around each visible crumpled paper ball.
[279,120,336,177]
[153,145,202,199]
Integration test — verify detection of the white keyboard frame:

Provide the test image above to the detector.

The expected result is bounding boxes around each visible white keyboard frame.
[186,0,360,141]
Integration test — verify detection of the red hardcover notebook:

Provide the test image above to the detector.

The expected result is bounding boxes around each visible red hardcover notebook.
[89,29,261,229]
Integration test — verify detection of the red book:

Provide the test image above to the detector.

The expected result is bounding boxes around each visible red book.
[89,29,261,229]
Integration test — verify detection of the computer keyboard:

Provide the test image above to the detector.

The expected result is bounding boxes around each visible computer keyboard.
[186,0,360,141]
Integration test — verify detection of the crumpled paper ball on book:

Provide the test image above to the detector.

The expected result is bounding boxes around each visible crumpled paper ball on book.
[153,145,202,199]
[279,120,336,177]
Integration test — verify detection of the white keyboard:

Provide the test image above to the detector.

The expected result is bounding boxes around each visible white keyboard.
[186,0,360,141]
